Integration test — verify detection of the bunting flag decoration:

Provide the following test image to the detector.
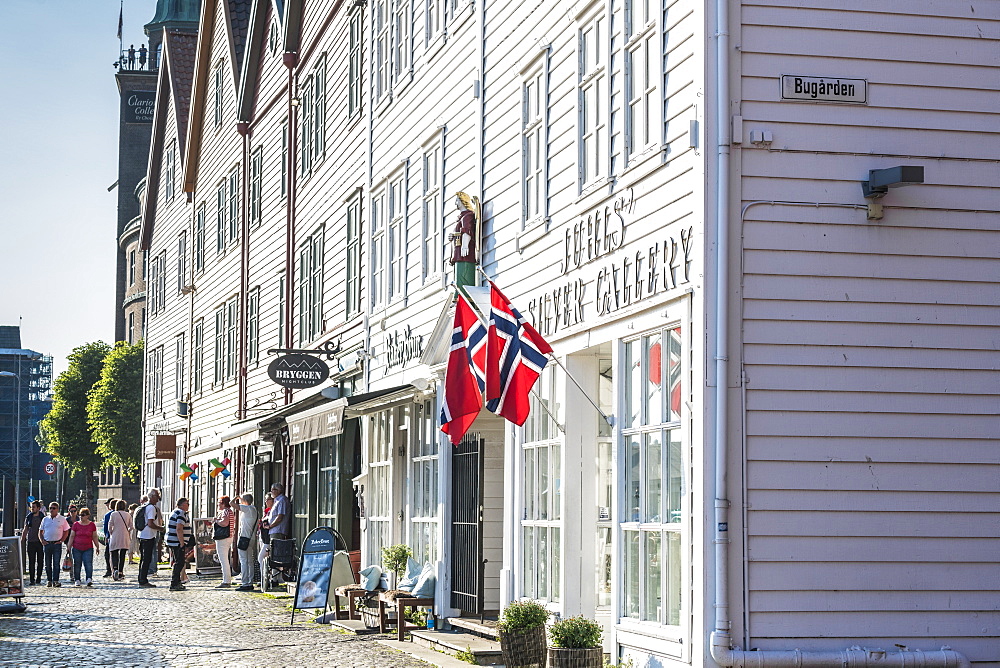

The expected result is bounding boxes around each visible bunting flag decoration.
[485,282,553,426]
[179,463,199,481]
[209,457,231,479]
[439,294,487,444]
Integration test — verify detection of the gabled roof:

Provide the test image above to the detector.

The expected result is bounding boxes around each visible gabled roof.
[182,0,254,192]
[140,29,199,251]
[236,0,303,123]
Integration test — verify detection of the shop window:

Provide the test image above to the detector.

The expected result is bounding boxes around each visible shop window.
[521,368,561,603]
[318,436,340,527]
[620,326,683,627]
[293,442,311,541]
[367,410,394,564]
[410,401,439,564]
[596,357,613,609]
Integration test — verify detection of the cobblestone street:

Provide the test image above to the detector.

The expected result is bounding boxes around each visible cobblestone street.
[0,572,432,667]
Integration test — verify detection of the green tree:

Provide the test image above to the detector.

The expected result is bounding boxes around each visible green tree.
[87,341,144,475]
[38,341,111,507]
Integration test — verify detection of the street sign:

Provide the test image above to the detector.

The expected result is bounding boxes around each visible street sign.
[27,496,35,503]
[44,462,56,475]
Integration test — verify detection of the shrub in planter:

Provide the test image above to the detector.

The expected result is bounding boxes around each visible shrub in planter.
[497,599,549,668]
[381,544,412,587]
[548,616,604,668]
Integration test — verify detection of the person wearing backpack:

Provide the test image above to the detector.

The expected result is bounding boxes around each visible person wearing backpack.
[136,489,164,587]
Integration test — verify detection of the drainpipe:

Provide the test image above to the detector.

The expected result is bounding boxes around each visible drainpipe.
[283,51,299,405]
[707,2,971,666]
[237,121,250,421]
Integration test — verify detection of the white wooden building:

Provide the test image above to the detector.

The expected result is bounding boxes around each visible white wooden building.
[138,0,999,665]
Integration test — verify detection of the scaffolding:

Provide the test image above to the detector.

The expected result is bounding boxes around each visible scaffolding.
[0,343,53,485]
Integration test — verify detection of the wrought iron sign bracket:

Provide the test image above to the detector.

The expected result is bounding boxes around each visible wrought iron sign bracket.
[266,339,342,360]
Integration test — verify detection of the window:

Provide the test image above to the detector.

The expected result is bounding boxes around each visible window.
[214,61,224,127]
[621,326,684,626]
[214,298,237,384]
[189,206,203,273]
[165,140,176,202]
[148,250,167,315]
[226,297,237,380]
[522,61,548,226]
[625,0,659,158]
[193,319,203,394]
[301,56,327,176]
[388,173,406,301]
[596,357,614,609]
[249,146,262,228]
[521,368,560,603]
[349,11,362,116]
[228,167,240,244]
[128,312,135,345]
[374,0,390,102]
[278,272,286,348]
[410,400,439,564]
[128,249,136,286]
[346,194,362,317]
[147,345,163,413]
[367,410,394,565]
[393,0,411,80]
[422,138,443,280]
[281,121,288,198]
[215,182,226,253]
[579,8,608,186]
[174,333,185,400]
[426,0,443,44]
[147,254,158,315]
[176,231,187,294]
[297,228,324,345]
[247,287,260,364]
[371,188,386,308]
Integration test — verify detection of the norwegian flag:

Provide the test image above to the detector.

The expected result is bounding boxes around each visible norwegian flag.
[440,295,487,444]
[485,283,553,426]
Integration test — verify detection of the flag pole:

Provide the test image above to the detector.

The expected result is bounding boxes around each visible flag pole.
[452,283,566,433]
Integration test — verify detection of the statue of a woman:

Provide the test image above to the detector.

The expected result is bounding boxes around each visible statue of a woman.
[449,192,479,265]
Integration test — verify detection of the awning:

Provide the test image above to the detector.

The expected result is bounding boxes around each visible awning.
[219,420,262,447]
[321,383,431,419]
[286,401,346,445]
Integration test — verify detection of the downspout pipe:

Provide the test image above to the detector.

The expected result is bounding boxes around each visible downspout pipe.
[707,2,971,667]
[237,121,250,421]
[282,51,299,405]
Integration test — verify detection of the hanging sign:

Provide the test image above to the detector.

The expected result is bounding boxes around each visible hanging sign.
[780,75,867,104]
[155,434,177,459]
[267,354,330,389]
[291,527,340,622]
[0,537,25,599]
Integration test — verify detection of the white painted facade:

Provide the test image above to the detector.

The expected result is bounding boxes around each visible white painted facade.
[139,0,999,665]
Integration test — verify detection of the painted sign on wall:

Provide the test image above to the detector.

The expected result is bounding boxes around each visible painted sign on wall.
[122,90,156,123]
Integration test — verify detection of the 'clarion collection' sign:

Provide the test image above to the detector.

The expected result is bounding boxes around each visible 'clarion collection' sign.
[123,90,156,123]
[267,353,330,389]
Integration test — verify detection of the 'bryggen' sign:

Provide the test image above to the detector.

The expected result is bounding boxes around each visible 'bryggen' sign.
[267,354,330,389]
[780,75,867,104]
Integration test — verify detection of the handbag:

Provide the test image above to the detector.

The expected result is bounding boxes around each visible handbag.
[213,524,231,540]
[237,536,251,551]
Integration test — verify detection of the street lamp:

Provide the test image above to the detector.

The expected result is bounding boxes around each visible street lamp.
[0,371,22,517]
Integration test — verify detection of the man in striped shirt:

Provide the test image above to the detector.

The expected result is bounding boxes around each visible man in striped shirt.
[166,498,191,592]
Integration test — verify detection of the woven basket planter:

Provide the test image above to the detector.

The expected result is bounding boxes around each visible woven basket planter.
[547,647,604,668]
[499,625,547,668]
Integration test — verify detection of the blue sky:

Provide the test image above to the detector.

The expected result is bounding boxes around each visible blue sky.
[0,0,157,375]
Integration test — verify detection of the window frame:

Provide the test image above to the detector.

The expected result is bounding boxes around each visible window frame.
[249,145,263,229]
[247,286,260,365]
[176,230,188,295]
[193,319,203,394]
[421,133,444,283]
[174,332,186,400]
[346,192,363,318]
[370,185,387,309]
[213,61,224,128]
[165,140,176,202]
[297,227,325,346]
[195,204,206,272]
[617,324,688,644]
[349,12,363,117]
[624,0,661,161]
[577,3,610,190]
[520,48,551,230]
[409,400,440,565]
[387,168,407,302]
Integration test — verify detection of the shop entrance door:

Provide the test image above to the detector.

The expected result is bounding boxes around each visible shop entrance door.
[450,431,484,615]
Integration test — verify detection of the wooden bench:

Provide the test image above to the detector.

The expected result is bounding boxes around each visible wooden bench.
[377,590,436,640]
[333,584,375,620]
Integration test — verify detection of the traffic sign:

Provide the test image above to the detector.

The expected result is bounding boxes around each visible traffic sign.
[44,462,56,475]
[27,496,35,503]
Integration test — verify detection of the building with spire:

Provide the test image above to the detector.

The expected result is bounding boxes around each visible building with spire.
[114,0,201,343]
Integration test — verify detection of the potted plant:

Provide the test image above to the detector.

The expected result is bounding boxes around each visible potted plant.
[497,599,549,668]
[548,616,604,668]
[381,544,412,590]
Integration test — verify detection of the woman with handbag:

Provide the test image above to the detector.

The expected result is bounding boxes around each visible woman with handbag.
[213,496,236,588]
[106,500,134,581]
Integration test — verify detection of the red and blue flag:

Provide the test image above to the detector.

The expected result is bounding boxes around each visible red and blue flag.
[440,294,487,444]
[485,283,553,426]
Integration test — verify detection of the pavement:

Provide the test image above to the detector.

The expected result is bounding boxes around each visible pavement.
[0,569,434,667]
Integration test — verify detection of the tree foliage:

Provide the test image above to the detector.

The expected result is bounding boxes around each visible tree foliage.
[87,341,144,474]
[38,341,111,505]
